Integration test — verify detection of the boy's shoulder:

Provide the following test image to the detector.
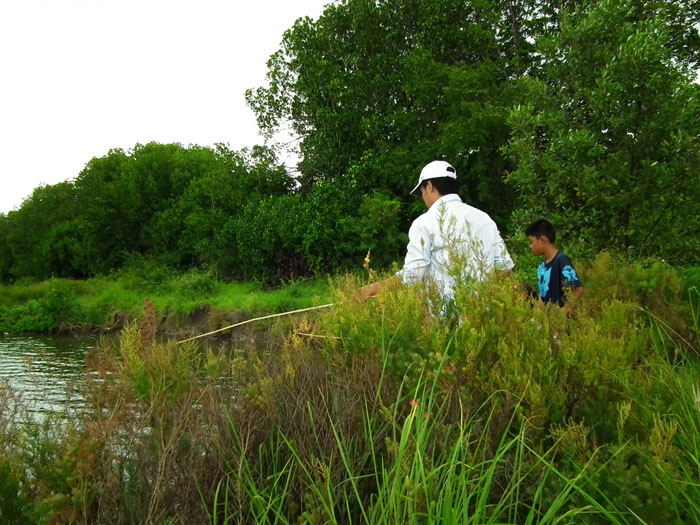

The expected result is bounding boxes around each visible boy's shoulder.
[551,251,575,271]
[555,251,583,285]
[541,251,570,268]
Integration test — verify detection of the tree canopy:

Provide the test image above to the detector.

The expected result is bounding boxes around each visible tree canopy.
[1,0,698,284]
[248,0,700,261]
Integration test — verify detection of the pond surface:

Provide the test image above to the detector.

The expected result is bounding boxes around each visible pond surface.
[0,333,98,420]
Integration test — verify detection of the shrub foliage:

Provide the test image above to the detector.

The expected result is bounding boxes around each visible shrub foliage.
[2,257,700,523]
[1,1,698,284]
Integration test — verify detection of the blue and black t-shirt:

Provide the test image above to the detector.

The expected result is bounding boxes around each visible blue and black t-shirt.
[537,251,582,306]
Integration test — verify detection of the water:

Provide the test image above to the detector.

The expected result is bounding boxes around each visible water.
[0,333,98,419]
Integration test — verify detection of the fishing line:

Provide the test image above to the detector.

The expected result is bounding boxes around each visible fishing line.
[176,303,335,344]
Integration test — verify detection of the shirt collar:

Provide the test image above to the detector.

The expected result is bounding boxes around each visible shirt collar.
[431,194,463,208]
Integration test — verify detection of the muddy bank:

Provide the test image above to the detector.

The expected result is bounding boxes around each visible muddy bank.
[101,305,277,348]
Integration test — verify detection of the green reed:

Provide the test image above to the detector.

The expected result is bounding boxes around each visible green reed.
[1,254,699,523]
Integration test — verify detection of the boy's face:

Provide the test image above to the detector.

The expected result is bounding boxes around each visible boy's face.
[528,235,547,256]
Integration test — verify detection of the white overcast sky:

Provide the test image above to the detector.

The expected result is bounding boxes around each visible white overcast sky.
[0,0,329,214]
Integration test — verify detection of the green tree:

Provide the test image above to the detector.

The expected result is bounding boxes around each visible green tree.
[0,142,298,282]
[3,182,82,279]
[142,144,235,267]
[249,0,699,249]
[246,0,521,226]
[73,142,260,274]
[505,0,700,260]
[146,145,294,269]
[0,214,13,282]
[72,147,132,274]
[217,194,307,282]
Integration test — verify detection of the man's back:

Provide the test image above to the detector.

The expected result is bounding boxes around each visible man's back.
[400,194,513,300]
[356,161,514,305]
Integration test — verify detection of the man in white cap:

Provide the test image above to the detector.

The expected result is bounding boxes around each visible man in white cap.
[359,160,514,304]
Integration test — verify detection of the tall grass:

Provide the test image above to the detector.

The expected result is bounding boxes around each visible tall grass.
[1,254,699,523]
[212,351,632,524]
[0,267,331,333]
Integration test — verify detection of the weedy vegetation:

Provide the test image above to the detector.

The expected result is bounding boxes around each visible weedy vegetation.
[1,253,699,523]
[0,267,331,334]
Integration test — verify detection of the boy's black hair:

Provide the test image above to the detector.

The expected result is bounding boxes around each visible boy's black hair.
[420,176,458,196]
[525,219,556,244]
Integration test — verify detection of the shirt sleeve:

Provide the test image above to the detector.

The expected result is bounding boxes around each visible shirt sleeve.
[396,219,431,284]
[492,225,514,271]
[559,254,582,287]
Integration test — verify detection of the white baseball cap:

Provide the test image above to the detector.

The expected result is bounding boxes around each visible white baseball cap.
[410,160,457,195]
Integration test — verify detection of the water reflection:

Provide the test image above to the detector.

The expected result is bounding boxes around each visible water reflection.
[0,333,98,419]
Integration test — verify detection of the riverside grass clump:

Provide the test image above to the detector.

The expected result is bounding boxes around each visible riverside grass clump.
[1,253,700,523]
[0,267,331,333]
[0,279,83,332]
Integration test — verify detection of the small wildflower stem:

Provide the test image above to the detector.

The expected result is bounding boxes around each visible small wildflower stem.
[293,332,343,340]
[637,306,696,351]
[176,303,335,344]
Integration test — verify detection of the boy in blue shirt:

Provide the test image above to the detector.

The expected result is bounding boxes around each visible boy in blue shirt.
[525,220,583,309]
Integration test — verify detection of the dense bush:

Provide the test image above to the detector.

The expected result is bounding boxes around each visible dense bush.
[213,181,406,283]
[0,142,411,285]
[681,266,700,299]
[504,0,700,263]
[217,194,307,282]
[2,257,699,522]
[0,280,83,333]
[0,144,304,282]
[2,1,698,285]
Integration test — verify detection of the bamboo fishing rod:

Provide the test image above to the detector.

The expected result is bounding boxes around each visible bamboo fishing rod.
[176,303,335,344]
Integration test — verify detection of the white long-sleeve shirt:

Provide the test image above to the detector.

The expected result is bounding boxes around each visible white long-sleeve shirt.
[397,194,514,301]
